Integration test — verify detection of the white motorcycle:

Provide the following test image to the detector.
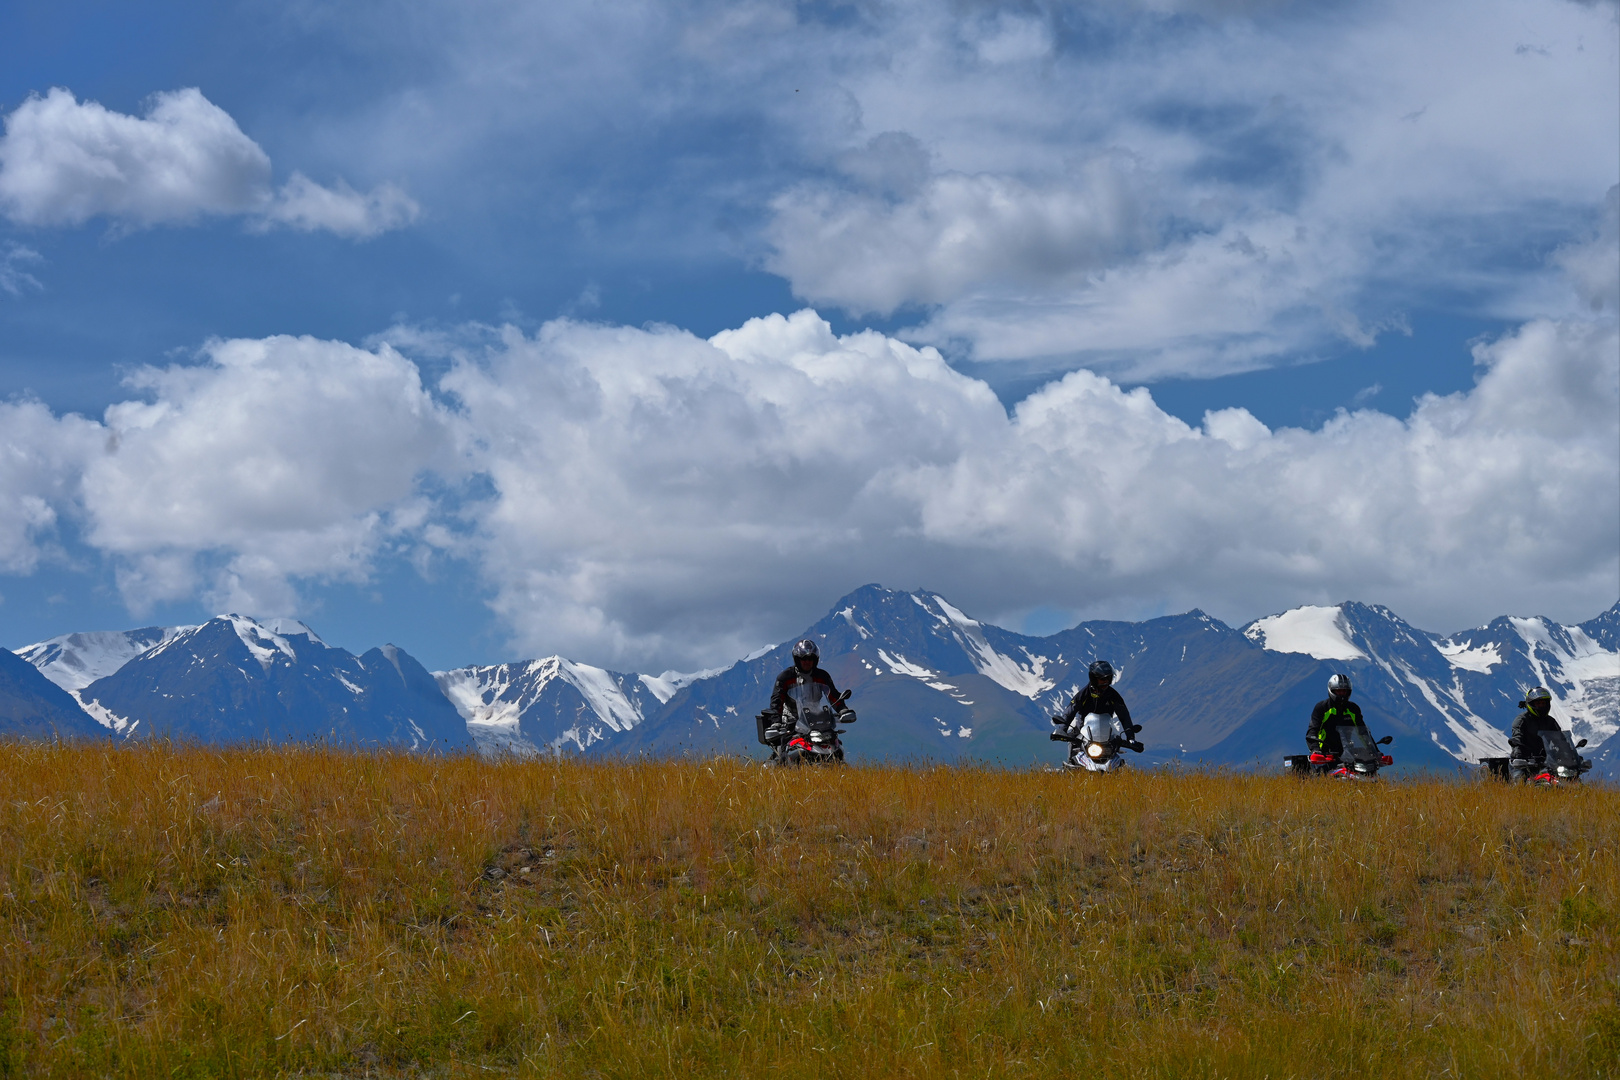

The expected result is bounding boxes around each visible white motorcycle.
[1050,712,1143,773]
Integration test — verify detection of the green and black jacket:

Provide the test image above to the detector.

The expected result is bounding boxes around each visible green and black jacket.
[1305,697,1366,755]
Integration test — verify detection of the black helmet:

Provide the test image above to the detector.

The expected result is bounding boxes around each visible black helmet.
[1328,673,1351,697]
[1522,686,1552,711]
[792,639,819,664]
[1088,660,1115,682]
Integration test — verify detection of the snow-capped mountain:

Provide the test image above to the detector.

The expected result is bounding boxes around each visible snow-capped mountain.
[9,592,1615,774]
[614,585,1068,762]
[483,586,1612,773]
[434,657,670,756]
[0,646,107,741]
[19,615,473,750]
[1242,601,1620,768]
[18,624,197,692]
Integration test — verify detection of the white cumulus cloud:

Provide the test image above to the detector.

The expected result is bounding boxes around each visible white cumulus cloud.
[0,88,419,237]
[753,0,1619,375]
[767,161,1147,317]
[0,303,1612,667]
[0,307,1607,667]
[424,305,1617,669]
[0,400,104,573]
[73,335,456,614]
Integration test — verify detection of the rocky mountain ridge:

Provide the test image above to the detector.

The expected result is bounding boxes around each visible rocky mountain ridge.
[9,589,1617,776]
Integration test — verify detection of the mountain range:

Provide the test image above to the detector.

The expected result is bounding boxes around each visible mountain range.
[14,615,472,751]
[5,586,1617,778]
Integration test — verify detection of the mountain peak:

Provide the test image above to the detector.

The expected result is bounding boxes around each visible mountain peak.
[829,583,900,610]
[210,614,330,671]
[1242,604,1366,661]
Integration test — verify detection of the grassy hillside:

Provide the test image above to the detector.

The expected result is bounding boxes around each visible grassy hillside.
[0,743,1615,1078]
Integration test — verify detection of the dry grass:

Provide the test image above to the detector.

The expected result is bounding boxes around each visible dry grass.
[0,742,1615,1079]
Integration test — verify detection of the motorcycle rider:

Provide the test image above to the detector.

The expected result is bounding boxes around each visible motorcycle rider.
[764,639,854,744]
[1305,673,1370,761]
[1508,687,1564,782]
[1052,661,1141,758]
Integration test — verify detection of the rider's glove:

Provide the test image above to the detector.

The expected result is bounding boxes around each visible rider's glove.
[1127,740,1144,753]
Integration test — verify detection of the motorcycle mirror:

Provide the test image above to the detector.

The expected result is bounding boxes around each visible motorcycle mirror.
[1378,735,1393,745]
[1577,738,1588,748]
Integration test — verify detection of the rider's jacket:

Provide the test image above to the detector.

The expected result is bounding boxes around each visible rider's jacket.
[769,665,846,717]
[1306,697,1366,755]
[1061,683,1133,727]
[1509,708,1562,761]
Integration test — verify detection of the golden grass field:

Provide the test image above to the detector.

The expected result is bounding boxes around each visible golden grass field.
[0,742,1615,1079]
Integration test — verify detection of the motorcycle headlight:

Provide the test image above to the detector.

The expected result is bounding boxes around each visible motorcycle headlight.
[1086,742,1107,760]
[1556,766,1573,777]
[1354,762,1370,773]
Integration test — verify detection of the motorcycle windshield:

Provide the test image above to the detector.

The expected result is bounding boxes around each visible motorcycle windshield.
[1539,728,1582,768]
[1336,725,1379,763]
[789,679,837,729]
[1081,714,1116,744]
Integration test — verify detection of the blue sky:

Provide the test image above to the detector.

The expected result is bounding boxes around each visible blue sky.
[0,0,1615,673]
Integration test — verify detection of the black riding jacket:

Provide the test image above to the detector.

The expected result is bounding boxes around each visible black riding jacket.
[1509,708,1562,761]
[1306,697,1367,755]
[1061,683,1133,727]
[768,664,846,718]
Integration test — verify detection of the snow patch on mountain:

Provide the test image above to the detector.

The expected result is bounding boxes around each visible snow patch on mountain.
[555,659,644,732]
[223,614,313,670]
[639,667,726,704]
[877,650,936,679]
[19,625,195,691]
[74,693,136,734]
[434,667,539,756]
[261,617,324,644]
[1394,657,1509,760]
[1507,619,1620,745]
[838,607,870,639]
[1438,640,1502,673]
[435,655,649,757]
[1245,606,1367,661]
[921,594,1056,697]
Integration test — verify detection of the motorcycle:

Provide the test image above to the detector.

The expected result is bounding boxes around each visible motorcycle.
[756,685,854,766]
[1050,712,1143,773]
[1283,725,1393,779]
[1481,729,1591,785]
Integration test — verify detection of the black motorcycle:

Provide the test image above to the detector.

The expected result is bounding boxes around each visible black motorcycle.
[1284,725,1394,779]
[1481,728,1592,785]
[756,689,853,766]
